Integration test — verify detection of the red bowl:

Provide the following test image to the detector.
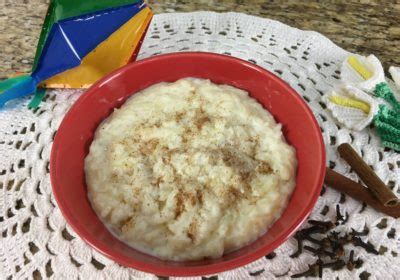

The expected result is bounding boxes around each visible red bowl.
[51,52,325,276]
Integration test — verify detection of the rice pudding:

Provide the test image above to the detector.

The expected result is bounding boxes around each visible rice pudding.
[85,78,297,261]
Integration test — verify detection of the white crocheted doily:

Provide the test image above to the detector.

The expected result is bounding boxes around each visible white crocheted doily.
[1,12,399,279]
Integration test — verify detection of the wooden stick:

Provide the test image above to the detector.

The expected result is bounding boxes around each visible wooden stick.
[337,143,399,207]
[325,168,400,218]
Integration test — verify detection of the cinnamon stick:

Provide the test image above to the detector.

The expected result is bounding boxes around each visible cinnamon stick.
[337,143,399,207]
[325,168,400,218]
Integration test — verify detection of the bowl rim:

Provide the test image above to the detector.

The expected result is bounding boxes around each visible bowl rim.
[50,51,326,276]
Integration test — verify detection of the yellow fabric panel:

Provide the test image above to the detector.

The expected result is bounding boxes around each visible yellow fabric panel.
[329,95,371,114]
[347,56,373,80]
[42,7,152,89]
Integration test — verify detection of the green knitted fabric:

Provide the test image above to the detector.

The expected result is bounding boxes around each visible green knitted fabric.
[375,117,400,138]
[381,141,400,152]
[374,105,400,128]
[374,82,400,112]
[378,132,400,145]
[373,103,400,151]
[375,122,400,140]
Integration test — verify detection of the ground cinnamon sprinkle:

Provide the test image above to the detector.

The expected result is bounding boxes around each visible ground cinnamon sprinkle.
[175,111,185,122]
[120,217,135,233]
[174,190,185,219]
[187,220,198,243]
[228,187,243,203]
[196,189,204,205]
[257,162,273,174]
[189,192,197,206]
[119,217,132,230]
[195,115,211,130]
[140,139,159,155]
[221,148,238,167]
[183,190,197,206]
[151,176,164,188]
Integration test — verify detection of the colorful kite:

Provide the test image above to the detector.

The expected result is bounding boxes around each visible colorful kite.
[0,0,152,107]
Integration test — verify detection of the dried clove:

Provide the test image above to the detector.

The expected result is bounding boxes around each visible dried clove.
[352,236,379,255]
[354,258,364,268]
[301,225,329,235]
[289,216,377,276]
[329,231,340,240]
[351,226,369,236]
[321,237,332,249]
[317,259,323,278]
[304,235,324,245]
[337,233,353,245]
[328,234,341,248]
[336,205,344,223]
[308,220,335,230]
[322,260,346,271]
[347,250,355,271]
[304,245,336,258]
[332,245,345,259]
[335,205,349,225]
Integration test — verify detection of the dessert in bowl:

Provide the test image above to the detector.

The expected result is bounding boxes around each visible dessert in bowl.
[51,52,325,276]
[85,78,297,261]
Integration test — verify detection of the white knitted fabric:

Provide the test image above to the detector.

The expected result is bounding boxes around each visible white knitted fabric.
[1,12,399,279]
[327,55,400,132]
[325,85,379,131]
[340,55,386,93]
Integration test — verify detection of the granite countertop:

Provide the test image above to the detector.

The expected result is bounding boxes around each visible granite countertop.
[1,0,399,79]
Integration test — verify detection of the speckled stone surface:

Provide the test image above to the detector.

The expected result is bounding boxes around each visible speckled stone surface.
[1,0,399,79]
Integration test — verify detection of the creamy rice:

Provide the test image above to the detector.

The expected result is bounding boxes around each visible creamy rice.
[85,78,297,261]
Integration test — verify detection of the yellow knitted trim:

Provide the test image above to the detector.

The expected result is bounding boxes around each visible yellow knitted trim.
[329,95,371,114]
[348,56,373,80]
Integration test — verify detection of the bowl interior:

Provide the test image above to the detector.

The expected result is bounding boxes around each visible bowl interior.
[51,52,325,276]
